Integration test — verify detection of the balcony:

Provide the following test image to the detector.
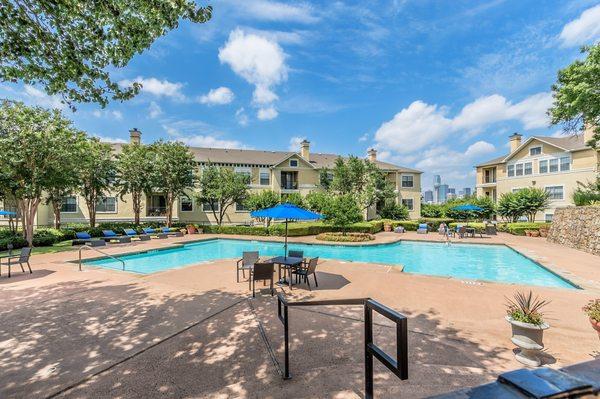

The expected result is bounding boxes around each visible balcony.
[280,171,298,190]
[147,207,167,217]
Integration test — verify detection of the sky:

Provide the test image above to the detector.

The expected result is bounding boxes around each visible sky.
[2,0,600,191]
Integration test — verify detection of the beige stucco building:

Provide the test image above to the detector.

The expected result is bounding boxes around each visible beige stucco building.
[475,126,599,222]
[3,130,422,227]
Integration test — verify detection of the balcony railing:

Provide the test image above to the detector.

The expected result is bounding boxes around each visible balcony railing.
[147,207,167,217]
[280,182,298,190]
[483,178,496,184]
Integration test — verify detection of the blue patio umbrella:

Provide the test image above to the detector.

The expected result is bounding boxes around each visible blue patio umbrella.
[451,204,483,226]
[251,203,323,256]
[0,210,16,216]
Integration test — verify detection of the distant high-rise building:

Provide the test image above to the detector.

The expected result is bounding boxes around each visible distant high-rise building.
[463,187,472,197]
[438,184,449,203]
[448,187,456,195]
[433,175,441,203]
[423,190,434,203]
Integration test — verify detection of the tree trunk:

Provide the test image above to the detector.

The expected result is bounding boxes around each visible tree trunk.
[86,193,97,228]
[132,191,141,225]
[52,201,61,229]
[166,193,173,227]
[19,198,41,247]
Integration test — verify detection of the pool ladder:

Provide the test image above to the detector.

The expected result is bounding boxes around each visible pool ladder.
[78,244,126,271]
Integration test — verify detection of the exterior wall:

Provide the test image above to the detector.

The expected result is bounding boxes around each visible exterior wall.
[398,172,421,219]
[547,206,600,256]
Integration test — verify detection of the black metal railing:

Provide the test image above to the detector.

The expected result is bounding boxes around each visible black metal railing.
[276,294,408,398]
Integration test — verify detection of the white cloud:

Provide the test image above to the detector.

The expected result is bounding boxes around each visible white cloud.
[358,133,369,142]
[228,0,318,24]
[288,136,306,151]
[22,85,65,109]
[161,119,250,149]
[148,101,162,118]
[119,76,186,101]
[239,27,311,45]
[374,92,551,154]
[198,87,235,105]
[92,109,123,120]
[464,140,496,157]
[257,106,278,120]
[219,29,287,119]
[559,4,600,47]
[177,134,248,149]
[235,107,249,126]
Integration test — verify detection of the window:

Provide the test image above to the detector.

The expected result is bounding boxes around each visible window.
[61,196,77,213]
[289,159,298,167]
[401,199,414,210]
[516,163,523,176]
[401,175,414,188]
[235,202,248,212]
[512,188,524,193]
[524,162,532,175]
[545,214,553,222]
[259,169,270,185]
[549,158,559,173]
[507,164,515,177]
[560,156,570,171]
[529,146,542,156]
[281,171,298,190]
[180,196,193,212]
[539,160,548,174]
[96,196,117,213]
[202,201,219,212]
[234,167,252,184]
[545,186,564,200]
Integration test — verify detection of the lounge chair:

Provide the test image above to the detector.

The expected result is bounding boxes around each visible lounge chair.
[161,227,184,237]
[72,232,106,247]
[1,247,32,277]
[102,230,132,243]
[251,262,274,298]
[292,257,319,290]
[142,227,168,239]
[237,251,259,282]
[417,223,428,234]
[124,228,151,241]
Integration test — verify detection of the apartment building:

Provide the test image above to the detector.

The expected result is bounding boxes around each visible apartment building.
[4,130,422,226]
[475,126,599,221]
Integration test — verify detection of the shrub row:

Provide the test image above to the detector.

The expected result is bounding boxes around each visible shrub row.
[316,232,375,242]
[497,222,551,236]
[0,228,77,251]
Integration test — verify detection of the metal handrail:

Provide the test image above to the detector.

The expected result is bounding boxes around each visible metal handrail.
[78,245,126,271]
[276,293,408,399]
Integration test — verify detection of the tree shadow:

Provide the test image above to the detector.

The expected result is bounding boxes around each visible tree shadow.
[0,269,55,284]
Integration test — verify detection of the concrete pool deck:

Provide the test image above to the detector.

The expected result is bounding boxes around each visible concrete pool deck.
[1,232,599,398]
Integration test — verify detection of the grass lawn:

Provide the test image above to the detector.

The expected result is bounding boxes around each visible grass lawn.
[0,240,76,257]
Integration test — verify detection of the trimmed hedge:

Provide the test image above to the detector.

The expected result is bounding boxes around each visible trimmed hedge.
[202,225,269,236]
[0,228,76,251]
[388,220,420,231]
[268,220,384,236]
[497,222,551,236]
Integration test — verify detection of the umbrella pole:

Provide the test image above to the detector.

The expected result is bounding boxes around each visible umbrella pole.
[284,219,288,257]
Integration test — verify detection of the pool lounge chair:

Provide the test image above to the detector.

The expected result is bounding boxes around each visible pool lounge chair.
[1,247,32,277]
[124,228,151,241]
[161,227,184,237]
[142,227,168,239]
[102,230,132,243]
[72,232,106,247]
[237,251,259,282]
[417,223,428,234]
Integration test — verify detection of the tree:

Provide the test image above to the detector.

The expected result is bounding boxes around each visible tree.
[520,188,550,222]
[421,203,444,218]
[549,44,600,148]
[305,191,332,213]
[115,143,154,225]
[379,201,409,220]
[244,190,280,226]
[78,138,115,228]
[0,100,82,245]
[0,1,212,108]
[197,163,250,226]
[572,177,600,205]
[497,192,523,222]
[151,140,196,227]
[322,194,362,235]
[281,192,304,207]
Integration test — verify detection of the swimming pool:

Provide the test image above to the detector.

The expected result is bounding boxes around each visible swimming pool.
[84,238,577,289]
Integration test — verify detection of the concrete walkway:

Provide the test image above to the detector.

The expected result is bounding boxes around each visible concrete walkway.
[0,232,599,398]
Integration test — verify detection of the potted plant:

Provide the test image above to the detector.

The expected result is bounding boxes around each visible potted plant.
[524,230,532,237]
[186,224,198,234]
[530,229,540,237]
[538,225,549,238]
[505,291,550,367]
[583,299,600,339]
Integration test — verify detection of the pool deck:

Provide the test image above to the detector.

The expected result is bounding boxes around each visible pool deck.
[1,232,599,398]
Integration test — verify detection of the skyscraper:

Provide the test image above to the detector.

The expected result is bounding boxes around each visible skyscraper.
[463,187,472,197]
[423,190,434,203]
[438,184,449,203]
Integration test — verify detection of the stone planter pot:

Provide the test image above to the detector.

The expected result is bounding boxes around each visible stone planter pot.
[590,317,600,339]
[384,223,392,232]
[524,230,533,237]
[539,229,548,238]
[506,316,549,367]
[187,226,197,234]
[530,230,540,237]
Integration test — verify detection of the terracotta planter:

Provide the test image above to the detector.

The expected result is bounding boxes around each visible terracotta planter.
[506,316,549,367]
[590,317,600,338]
[539,229,548,238]
[384,223,392,232]
[187,226,197,234]
[530,230,540,237]
[525,230,532,237]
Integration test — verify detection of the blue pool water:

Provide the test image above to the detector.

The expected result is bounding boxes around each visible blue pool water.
[84,238,576,289]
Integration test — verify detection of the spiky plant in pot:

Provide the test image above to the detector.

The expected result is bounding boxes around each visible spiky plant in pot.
[583,299,600,338]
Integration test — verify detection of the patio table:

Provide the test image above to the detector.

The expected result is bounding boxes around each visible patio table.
[268,256,303,289]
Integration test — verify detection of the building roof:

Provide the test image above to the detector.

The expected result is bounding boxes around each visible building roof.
[475,134,591,168]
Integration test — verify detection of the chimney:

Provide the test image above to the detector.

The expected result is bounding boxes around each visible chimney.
[300,139,310,161]
[583,122,595,145]
[129,128,141,145]
[367,148,377,162]
[509,133,522,153]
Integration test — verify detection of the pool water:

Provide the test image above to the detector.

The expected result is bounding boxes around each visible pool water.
[84,238,577,289]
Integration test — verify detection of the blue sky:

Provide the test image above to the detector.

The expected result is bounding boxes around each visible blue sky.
[2,0,600,191]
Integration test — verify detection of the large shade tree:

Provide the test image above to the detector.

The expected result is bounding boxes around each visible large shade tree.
[151,140,195,227]
[0,1,212,108]
[115,143,154,225]
[549,43,600,148]
[0,100,84,245]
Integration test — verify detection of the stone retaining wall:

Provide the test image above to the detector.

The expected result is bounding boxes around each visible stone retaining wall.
[547,206,600,256]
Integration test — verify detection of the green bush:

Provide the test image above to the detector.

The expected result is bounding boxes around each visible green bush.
[0,236,28,251]
[316,232,374,242]
[497,222,550,236]
[418,218,454,229]
[389,220,420,231]
[203,225,269,236]
[379,202,409,220]
[267,220,383,236]
[421,203,444,218]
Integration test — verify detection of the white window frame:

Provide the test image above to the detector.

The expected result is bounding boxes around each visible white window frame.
[560,156,570,171]
[529,146,542,156]
[202,201,219,212]
[259,168,270,186]
[507,164,515,177]
[549,158,559,173]
[524,161,532,176]
[539,159,548,174]
[60,196,78,213]
[401,174,414,188]
[508,161,532,177]
[95,196,118,214]
[511,187,525,193]
[180,196,193,212]
[289,159,299,167]
[235,202,249,212]
[401,198,414,210]
[545,185,564,201]
[515,163,523,176]
[544,213,553,222]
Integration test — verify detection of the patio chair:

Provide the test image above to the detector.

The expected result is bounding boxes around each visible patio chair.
[457,226,467,238]
[102,230,132,244]
[72,232,106,247]
[292,257,319,290]
[124,228,151,241]
[161,227,184,237]
[2,247,32,277]
[250,262,274,298]
[288,250,303,258]
[237,251,259,282]
[142,227,168,239]
[417,223,429,234]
